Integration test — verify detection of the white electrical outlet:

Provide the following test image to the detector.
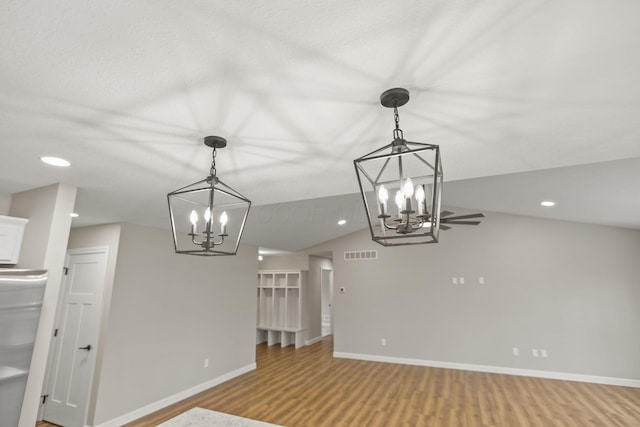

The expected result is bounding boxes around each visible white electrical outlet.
[541,349,548,358]
[459,277,465,284]
[478,277,485,285]
[204,358,209,368]
[381,338,387,346]
[452,277,458,285]
[532,349,539,358]
[512,347,519,356]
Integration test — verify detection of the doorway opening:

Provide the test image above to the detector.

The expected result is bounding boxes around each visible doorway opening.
[320,268,333,337]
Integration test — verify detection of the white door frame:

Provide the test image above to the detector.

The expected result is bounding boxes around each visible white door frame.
[40,246,108,425]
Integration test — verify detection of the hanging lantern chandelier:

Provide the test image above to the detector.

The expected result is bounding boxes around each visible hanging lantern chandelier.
[167,136,251,256]
[354,88,444,246]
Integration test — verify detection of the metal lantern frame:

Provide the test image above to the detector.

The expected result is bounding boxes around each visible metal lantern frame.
[354,88,444,247]
[167,136,251,256]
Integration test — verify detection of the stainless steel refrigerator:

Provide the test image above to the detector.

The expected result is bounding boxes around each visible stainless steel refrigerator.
[0,269,47,427]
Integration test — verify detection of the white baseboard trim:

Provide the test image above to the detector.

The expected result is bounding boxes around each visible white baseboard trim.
[94,363,256,427]
[305,335,323,346]
[333,352,640,388]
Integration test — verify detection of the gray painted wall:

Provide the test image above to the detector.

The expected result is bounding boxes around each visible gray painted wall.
[11,184,59,270]
[259,253,309,271]
[0,192,11,215]
[310,211,640,380]
[91,223,259,425]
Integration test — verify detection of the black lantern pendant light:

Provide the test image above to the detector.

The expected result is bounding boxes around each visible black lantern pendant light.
[354,88,444,246]
[167,136,251,256]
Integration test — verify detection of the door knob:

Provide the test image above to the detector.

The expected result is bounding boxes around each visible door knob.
[78,345,92,351]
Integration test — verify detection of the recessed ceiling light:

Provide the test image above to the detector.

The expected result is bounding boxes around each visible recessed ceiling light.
[540,201,556,207]
[337,219,347,225]
[70,213,79,218]
[41,156,70,167]
[258,255,263,261]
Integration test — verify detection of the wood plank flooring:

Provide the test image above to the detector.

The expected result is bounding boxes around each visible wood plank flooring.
[39,336,640,426]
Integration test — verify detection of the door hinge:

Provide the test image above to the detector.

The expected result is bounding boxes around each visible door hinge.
[41,394,49,404]
[63,267,69,275]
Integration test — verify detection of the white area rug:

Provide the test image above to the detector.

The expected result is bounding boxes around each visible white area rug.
[157,407,282,427]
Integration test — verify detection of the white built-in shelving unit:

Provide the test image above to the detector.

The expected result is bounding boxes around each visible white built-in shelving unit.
[256,270,306,348]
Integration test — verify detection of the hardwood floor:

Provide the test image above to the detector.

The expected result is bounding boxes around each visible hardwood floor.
[39,336,640,426]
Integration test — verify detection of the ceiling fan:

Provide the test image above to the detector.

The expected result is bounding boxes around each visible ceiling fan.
[439,211,485,230]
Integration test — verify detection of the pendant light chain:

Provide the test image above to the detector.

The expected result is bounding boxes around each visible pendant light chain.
[210,147,217,178]
[393,104,404,141]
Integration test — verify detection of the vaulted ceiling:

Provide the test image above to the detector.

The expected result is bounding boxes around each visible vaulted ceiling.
[1,1,639,251]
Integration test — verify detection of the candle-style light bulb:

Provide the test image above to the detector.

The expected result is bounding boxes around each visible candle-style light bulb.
[189,210,198,234]
[203,207,212,237]
[395,190,403,217]
[402,178,414,198]
[219,211,228,235]
[378,185,388,216]
[415,185,425,215]
[403,178,413,212]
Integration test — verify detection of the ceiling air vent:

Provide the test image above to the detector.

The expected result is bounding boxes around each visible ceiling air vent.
[344,250,378,261]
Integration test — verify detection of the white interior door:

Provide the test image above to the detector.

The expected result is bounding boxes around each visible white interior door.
[42,247,107,427]
[320,269,333,336]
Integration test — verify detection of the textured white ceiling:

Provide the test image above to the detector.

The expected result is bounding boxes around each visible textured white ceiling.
[1,1,639,251]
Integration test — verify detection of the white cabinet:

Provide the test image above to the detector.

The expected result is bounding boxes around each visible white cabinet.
[256,270,306,348]
[0,216,29,265]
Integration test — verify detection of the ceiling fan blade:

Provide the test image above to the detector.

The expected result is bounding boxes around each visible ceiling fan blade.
[439,224,451,230]
[441,213,485,221]
[440,210,455,218]
[440,220,482,226]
